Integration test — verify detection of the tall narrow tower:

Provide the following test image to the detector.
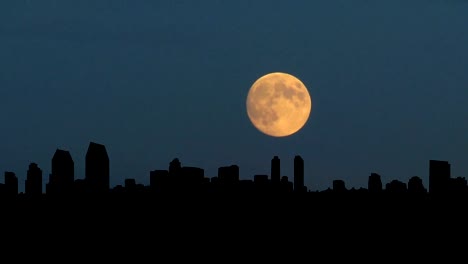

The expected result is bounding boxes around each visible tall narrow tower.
[271,156,280,184]
[294,155,304,192]
[85,142,109,193]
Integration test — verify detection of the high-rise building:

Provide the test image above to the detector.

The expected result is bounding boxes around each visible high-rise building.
[4,171,18,196]
[271,156,280,184]
[85,142,109,193]
[429,160,450,194]
[294,155,304,192]
[25,163,42,195]
[47,149,74,195]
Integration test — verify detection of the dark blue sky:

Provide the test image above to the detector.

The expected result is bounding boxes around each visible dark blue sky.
[1,0,467,192]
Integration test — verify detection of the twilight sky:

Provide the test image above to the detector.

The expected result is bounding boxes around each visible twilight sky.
[1,0,467,192]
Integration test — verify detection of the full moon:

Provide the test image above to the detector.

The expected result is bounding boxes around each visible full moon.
[246,72,312,137]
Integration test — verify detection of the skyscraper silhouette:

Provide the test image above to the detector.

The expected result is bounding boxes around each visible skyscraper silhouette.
[429,160,450,194]
[85,142,109,193]
[271,156,280,184]
[294,155,304,192]
[47,149,74,195]
[25,163,42,196]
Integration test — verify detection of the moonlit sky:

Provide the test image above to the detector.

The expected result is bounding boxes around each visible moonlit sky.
[1,0,467,192]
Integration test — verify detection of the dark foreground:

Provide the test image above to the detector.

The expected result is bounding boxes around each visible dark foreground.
[1,192,466,259]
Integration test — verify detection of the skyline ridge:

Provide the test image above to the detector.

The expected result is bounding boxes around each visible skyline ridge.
[0,141,465,196]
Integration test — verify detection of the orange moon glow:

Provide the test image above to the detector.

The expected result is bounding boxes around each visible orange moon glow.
[246,72,312,137]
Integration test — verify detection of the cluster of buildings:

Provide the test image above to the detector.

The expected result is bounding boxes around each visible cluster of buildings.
[0,142,109,196]
[0,141,467,197]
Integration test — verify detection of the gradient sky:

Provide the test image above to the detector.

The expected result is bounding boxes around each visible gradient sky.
[1,0,467,192]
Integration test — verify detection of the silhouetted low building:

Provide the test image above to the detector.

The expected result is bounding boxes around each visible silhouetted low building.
[125,178,137,190]
[4,171,18,196]
[333,179,347,192]
[254,174,269,184]
[408,176,426,194]
[386,180,407,193]
[26,163,42,196]
[254,174,269,192]
[150,170,169,192]
[239,179,254,193]
[448,177,467,193]
[180,166,205,185]
[73,179,87,194]
[281,176,293,193]
[368,173,383,192]
[112,184,125,193]
[218,165,239,184]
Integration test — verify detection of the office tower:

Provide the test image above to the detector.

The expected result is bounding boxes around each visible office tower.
[26,163,42,195]
[368,173,383,192]
[429,160,450,194]
[294,155,304,192]
[47,149,74,194]
[271,156,280,184]
[4,171,18,196]
[85,142,109,193]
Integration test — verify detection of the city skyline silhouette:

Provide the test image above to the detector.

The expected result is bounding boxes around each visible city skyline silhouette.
[1,141,467,198]
[2,140,468,258]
